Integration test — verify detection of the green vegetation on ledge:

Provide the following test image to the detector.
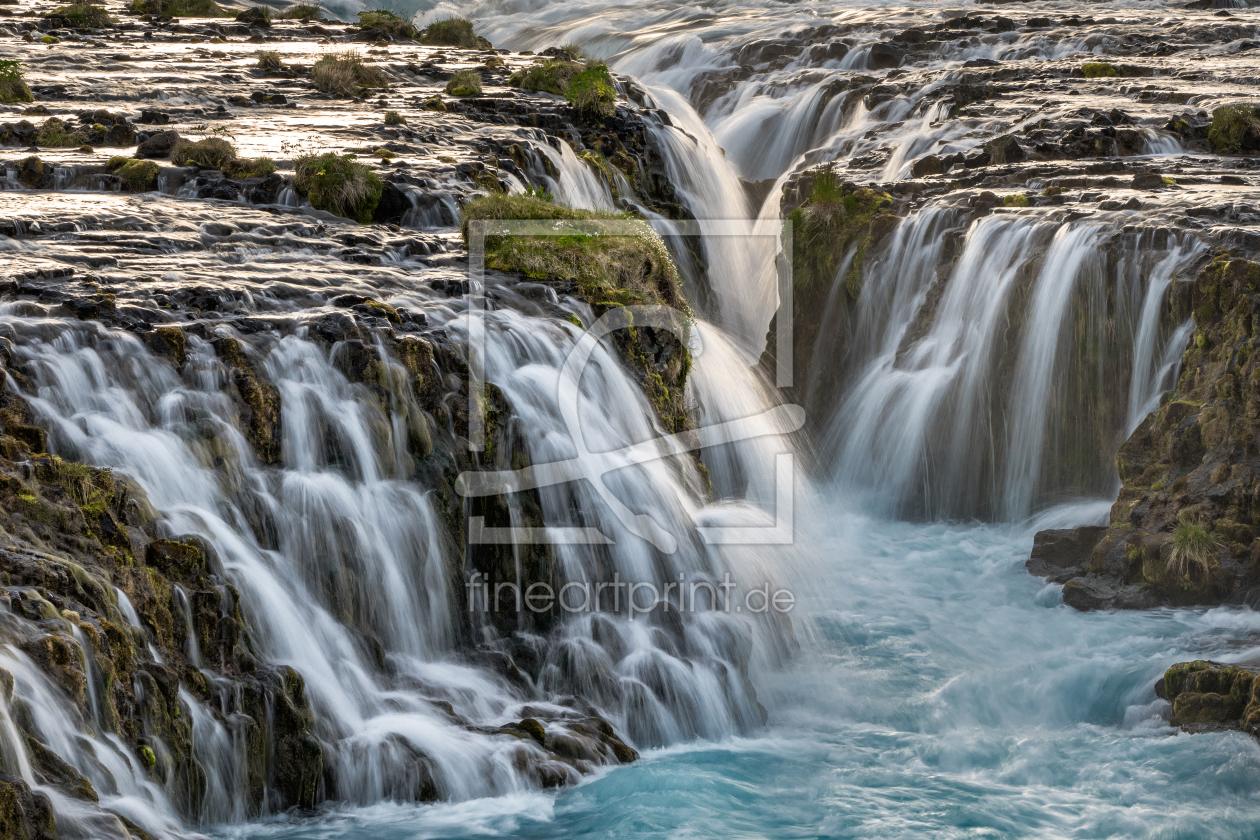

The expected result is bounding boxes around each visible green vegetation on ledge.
[461,194,692,433]
[789,166,896,300]
[460,193,686,312]
[1207,103,1260,153]
[356,9,417,38]
[445,69,483,97]
[127,0,228,16]
[295,152,383,223]
[0,60,32,104]
[420,17,492,49]
[508,60,617,118]
[107,156,159,191]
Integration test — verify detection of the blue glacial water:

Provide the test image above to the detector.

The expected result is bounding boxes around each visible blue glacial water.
[214,500,1260,840]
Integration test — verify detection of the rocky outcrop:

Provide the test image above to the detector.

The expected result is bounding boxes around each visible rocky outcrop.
[756,167,900,424]
[1156,660,1260,734]
[1028,258,1260,610]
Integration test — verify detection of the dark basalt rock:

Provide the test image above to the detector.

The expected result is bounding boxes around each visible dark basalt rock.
[135,130,182,159]
[235,6,270,28]
[868,42,905,69]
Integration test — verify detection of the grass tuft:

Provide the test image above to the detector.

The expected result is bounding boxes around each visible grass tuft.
[311,52,388,97]
[1208,104,1260,152]
[420,17,490,49]
[383,110,405,125]
[445,69,482,97]
[566,62,616,118]
[278,2,324,18]
[128,0,227,16]
[47,4,115,28]
[509,59,579,95]
[356,9,417,38]
[294,152,383,223]
[1003,193,1030,207]
[223,156,276,178]
[256,50,286,71]
[1167,522,1221,580]
[35,117,83,148]
[0,60,33,104]
[171,136,236,168]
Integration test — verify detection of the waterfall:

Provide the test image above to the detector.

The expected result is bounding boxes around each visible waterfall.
[0,270,792,823]
[822,211,1204,521]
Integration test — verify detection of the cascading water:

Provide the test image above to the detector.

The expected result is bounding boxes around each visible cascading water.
[7,0,1260,835]
[818,208,1205,521]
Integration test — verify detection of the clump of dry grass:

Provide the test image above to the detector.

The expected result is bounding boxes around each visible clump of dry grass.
[420,17,490,48]
[1167,522,1221,580]
[311,52,388,97]
[444,69,482,97]
[256,50,286,71]
[171,136,236,168]
[278,2,323,19]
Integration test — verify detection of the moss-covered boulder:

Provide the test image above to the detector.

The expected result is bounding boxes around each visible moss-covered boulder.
[1157,660,1260,731]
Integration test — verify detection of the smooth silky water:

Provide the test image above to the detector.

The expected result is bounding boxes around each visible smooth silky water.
[211,500,1260,839]
[7,0,1260,834]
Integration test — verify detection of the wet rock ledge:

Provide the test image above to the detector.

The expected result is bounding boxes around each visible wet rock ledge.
[1156,660,1260,735]
[1029,257,1260,611]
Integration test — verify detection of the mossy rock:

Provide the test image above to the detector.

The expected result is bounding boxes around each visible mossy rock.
[214,337,281,464]
[145,539,205,582]
[144,326,186,370]
[1161,660,1257,728]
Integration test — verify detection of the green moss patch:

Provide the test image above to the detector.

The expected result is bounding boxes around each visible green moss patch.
[1080,62,1117,78]
[114,159,159,191]
[445,69,482,97]
[460,193,685,311]
[294,152,383,223]
[1208,104,1260,152]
